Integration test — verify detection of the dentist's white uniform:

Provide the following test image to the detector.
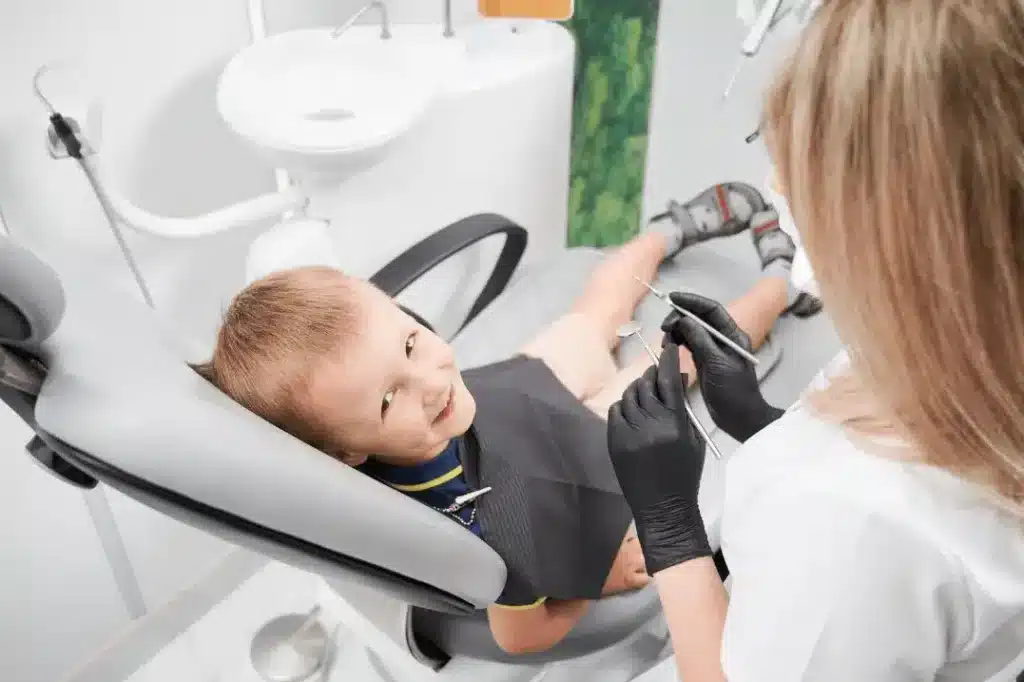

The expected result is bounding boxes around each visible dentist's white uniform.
[720,352,1024,681]
[717,185,1024,681]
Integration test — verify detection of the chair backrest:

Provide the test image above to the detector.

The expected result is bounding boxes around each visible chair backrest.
[0,236,505,615]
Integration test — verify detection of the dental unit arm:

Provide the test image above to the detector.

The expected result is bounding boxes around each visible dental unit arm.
[82,159,309,239]
[736,0,820,31]
[725,0,821,101]
[723,0,784,100]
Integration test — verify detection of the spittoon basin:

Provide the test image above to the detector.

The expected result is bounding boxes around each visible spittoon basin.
[216,25,466,178]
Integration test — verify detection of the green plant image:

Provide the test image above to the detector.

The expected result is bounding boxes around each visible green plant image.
[562,0,660,247]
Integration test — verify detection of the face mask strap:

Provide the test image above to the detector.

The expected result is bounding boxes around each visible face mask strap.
[765,180,820,297]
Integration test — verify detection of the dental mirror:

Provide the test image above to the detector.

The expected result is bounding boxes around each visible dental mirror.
[615,321,723,460]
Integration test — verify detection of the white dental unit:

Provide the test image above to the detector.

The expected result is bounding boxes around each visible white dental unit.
[3,2,838,682]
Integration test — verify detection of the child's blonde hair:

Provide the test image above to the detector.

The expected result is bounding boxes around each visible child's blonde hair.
[194,266,361,455]
[764,0,1024,511]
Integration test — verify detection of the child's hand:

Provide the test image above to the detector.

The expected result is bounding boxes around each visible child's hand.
[621,534,652,589]
[603,532,651,594]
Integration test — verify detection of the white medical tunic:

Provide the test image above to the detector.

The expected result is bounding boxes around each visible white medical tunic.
[720,353,1024,681]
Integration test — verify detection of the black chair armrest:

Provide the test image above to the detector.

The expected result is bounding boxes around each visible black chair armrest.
[369,214,529,335]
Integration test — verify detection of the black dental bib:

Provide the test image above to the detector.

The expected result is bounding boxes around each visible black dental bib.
[457,355,633,606]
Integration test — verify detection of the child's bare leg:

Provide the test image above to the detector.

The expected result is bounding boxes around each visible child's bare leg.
[519,232,681,402]
[521,183,771,402]
[584,277,789,418]
[602,528,650,595]
[571,232,669,350]
[571,183,770,351]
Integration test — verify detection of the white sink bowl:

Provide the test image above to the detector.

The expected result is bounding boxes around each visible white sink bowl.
[217,26,465,180]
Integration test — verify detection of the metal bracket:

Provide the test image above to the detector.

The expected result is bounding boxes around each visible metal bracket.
[45,115,91,159]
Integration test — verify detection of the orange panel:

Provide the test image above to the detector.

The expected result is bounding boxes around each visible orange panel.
[479,0,574,20]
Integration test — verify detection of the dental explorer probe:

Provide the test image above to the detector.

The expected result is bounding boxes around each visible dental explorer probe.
[722,0,786,100]
[616,322,723,460]
[632,276,760,365]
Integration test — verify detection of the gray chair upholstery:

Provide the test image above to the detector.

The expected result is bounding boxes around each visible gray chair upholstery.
[0,213,841,666]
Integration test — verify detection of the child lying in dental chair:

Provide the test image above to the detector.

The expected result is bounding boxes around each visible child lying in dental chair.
[193,183,820,655]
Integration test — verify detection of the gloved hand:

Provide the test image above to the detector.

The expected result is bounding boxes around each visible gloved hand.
[607,341,711,575]
[661,292,784,443]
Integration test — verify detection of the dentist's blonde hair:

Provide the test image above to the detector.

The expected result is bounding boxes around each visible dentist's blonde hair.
[764,0,1024,510]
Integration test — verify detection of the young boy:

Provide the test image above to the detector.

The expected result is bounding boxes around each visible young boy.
[193,183,817,655]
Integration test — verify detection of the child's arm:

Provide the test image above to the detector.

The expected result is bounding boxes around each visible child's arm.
[487,599,589,654]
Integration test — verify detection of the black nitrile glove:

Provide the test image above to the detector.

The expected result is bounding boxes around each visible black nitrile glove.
[661,292,785,443]
[607,341,711,575]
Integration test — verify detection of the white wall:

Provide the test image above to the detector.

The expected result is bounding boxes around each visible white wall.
[0,3,483,681]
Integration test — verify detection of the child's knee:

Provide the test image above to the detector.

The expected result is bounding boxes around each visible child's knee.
[601,531,651,595]
[520,314,617,400]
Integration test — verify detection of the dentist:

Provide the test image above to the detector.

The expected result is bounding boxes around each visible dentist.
[607,1,1024,680]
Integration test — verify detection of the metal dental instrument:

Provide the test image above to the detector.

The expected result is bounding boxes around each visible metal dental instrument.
[445,486,492,514]
[32,64,58,115]
[331,0,392,40]
[722,0,786,100]
[632,276,760,365]
[616,322,723,460]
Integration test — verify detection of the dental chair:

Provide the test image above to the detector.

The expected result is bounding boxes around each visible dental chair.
[3,212,840,679]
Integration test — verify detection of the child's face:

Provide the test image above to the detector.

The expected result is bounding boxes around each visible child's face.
[307,281,476,465]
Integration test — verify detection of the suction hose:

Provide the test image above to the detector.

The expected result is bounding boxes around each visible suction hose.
[35,65,156,308]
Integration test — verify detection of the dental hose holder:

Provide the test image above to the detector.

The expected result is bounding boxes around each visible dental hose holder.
[33,63,312,314]
[45,113,88,160]
[42,105,157,309]
[35,64,158,309]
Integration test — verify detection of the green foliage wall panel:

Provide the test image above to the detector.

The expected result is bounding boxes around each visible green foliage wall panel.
[561,0,660,247]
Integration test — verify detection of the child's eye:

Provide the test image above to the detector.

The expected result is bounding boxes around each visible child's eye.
[381,390,395,419]
[405,332,417,357]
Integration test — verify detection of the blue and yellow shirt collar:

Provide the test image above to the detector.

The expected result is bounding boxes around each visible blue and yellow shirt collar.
[360,438,481,535]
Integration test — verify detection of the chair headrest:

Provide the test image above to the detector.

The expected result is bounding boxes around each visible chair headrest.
[245,218,341,285]
[0,236,65,349]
